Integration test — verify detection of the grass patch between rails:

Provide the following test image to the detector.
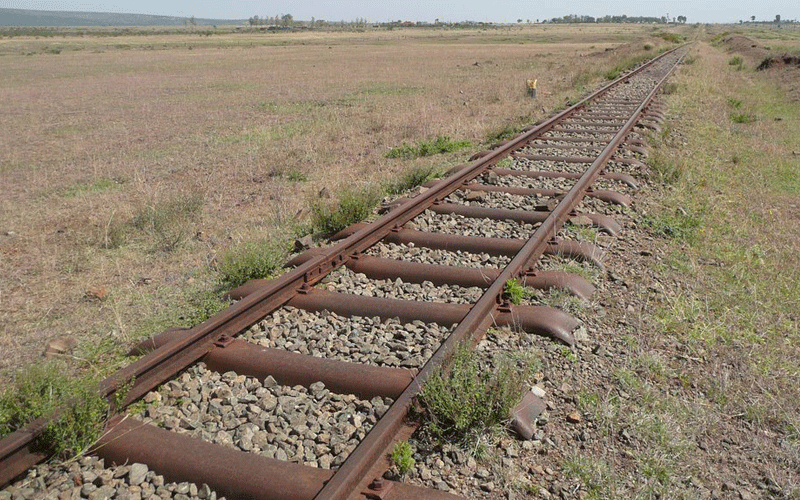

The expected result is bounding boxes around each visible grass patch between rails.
[385,135,472,160]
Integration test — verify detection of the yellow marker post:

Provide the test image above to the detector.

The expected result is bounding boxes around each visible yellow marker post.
[526,78,538,98]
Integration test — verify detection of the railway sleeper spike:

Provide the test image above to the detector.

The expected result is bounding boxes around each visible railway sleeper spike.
[203,339,415,400]
[492,167,638,189]
[95,416,464,500]
[288,288,578,345]
[326,224,606,269]
[428,202,622,236]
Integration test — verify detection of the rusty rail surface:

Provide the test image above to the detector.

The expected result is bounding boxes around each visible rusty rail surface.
[0,45,689,498]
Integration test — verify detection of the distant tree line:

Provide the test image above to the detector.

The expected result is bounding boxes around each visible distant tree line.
[547,14,682,24]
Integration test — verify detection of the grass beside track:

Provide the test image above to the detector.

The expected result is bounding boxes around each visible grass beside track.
[565,36,800,498]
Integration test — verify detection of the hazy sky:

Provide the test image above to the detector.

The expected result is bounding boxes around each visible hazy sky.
[2,0,797,24]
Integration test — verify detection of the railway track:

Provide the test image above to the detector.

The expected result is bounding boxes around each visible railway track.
[0,45,688,499]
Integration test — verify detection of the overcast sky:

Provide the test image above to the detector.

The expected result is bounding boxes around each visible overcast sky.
[2,0,797,24]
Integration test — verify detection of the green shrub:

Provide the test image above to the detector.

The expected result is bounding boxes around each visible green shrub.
[727,98,743,109]
[661,83,678,95]
[419,345,526,445]
[485,125,519,144]
[384,165,438,196]
[217,238,290,289]
[644,43,654,51]
[177,288,232,327]
[658,32,683,43]
[504,278,526,305]
[756,57,773,71]
[0,361,108,459]
[385,135,472,160]
[730,113,756,124]
[728,56,744,70]
[390,441,416,476]
[310,186,382,236]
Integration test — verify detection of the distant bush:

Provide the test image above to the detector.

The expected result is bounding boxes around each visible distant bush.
[730,113,756,124]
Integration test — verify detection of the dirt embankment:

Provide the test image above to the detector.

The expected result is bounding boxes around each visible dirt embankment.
[723,35,800,100]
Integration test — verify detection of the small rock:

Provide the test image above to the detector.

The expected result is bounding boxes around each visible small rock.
[44,336,78,358]
[294,235,314,252]
[569,215,593,226]
[566,411,582,423]
[127,463,148,486]
[85,286,109,302]
[480,482,495,492]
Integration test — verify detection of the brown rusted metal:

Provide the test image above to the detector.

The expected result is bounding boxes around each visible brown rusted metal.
[0,423,49,487]
[0,45,689,493]
[510,391,547,440]
[491,167,639,188]
[547,127,615,135]
[320,224,605,268]
[94,416,463,500]
[558,120,626,128]
[511,153,595,163]
[127,327,192,356]
[202,339,415,400]
[287,288,578,345]
[426,202,622,236]
[234,257,594,301]
[460,183,631,207]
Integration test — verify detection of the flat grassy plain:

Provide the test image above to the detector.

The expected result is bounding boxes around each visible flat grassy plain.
[0,24,679,384]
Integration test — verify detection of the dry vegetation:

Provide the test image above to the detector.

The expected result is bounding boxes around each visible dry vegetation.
[0,25,677,384]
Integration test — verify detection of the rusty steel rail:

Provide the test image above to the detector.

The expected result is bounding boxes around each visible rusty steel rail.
[0,45,688,496]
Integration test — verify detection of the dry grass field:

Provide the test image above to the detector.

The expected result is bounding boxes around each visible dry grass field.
[0,24,679,384]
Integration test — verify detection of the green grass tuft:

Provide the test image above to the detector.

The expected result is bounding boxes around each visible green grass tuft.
[217,238,290,289]
[385,135,472,160]
[131,192,203,252]
[384,165,439,196]
[310,186,382,237]
[390,440,416,476]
